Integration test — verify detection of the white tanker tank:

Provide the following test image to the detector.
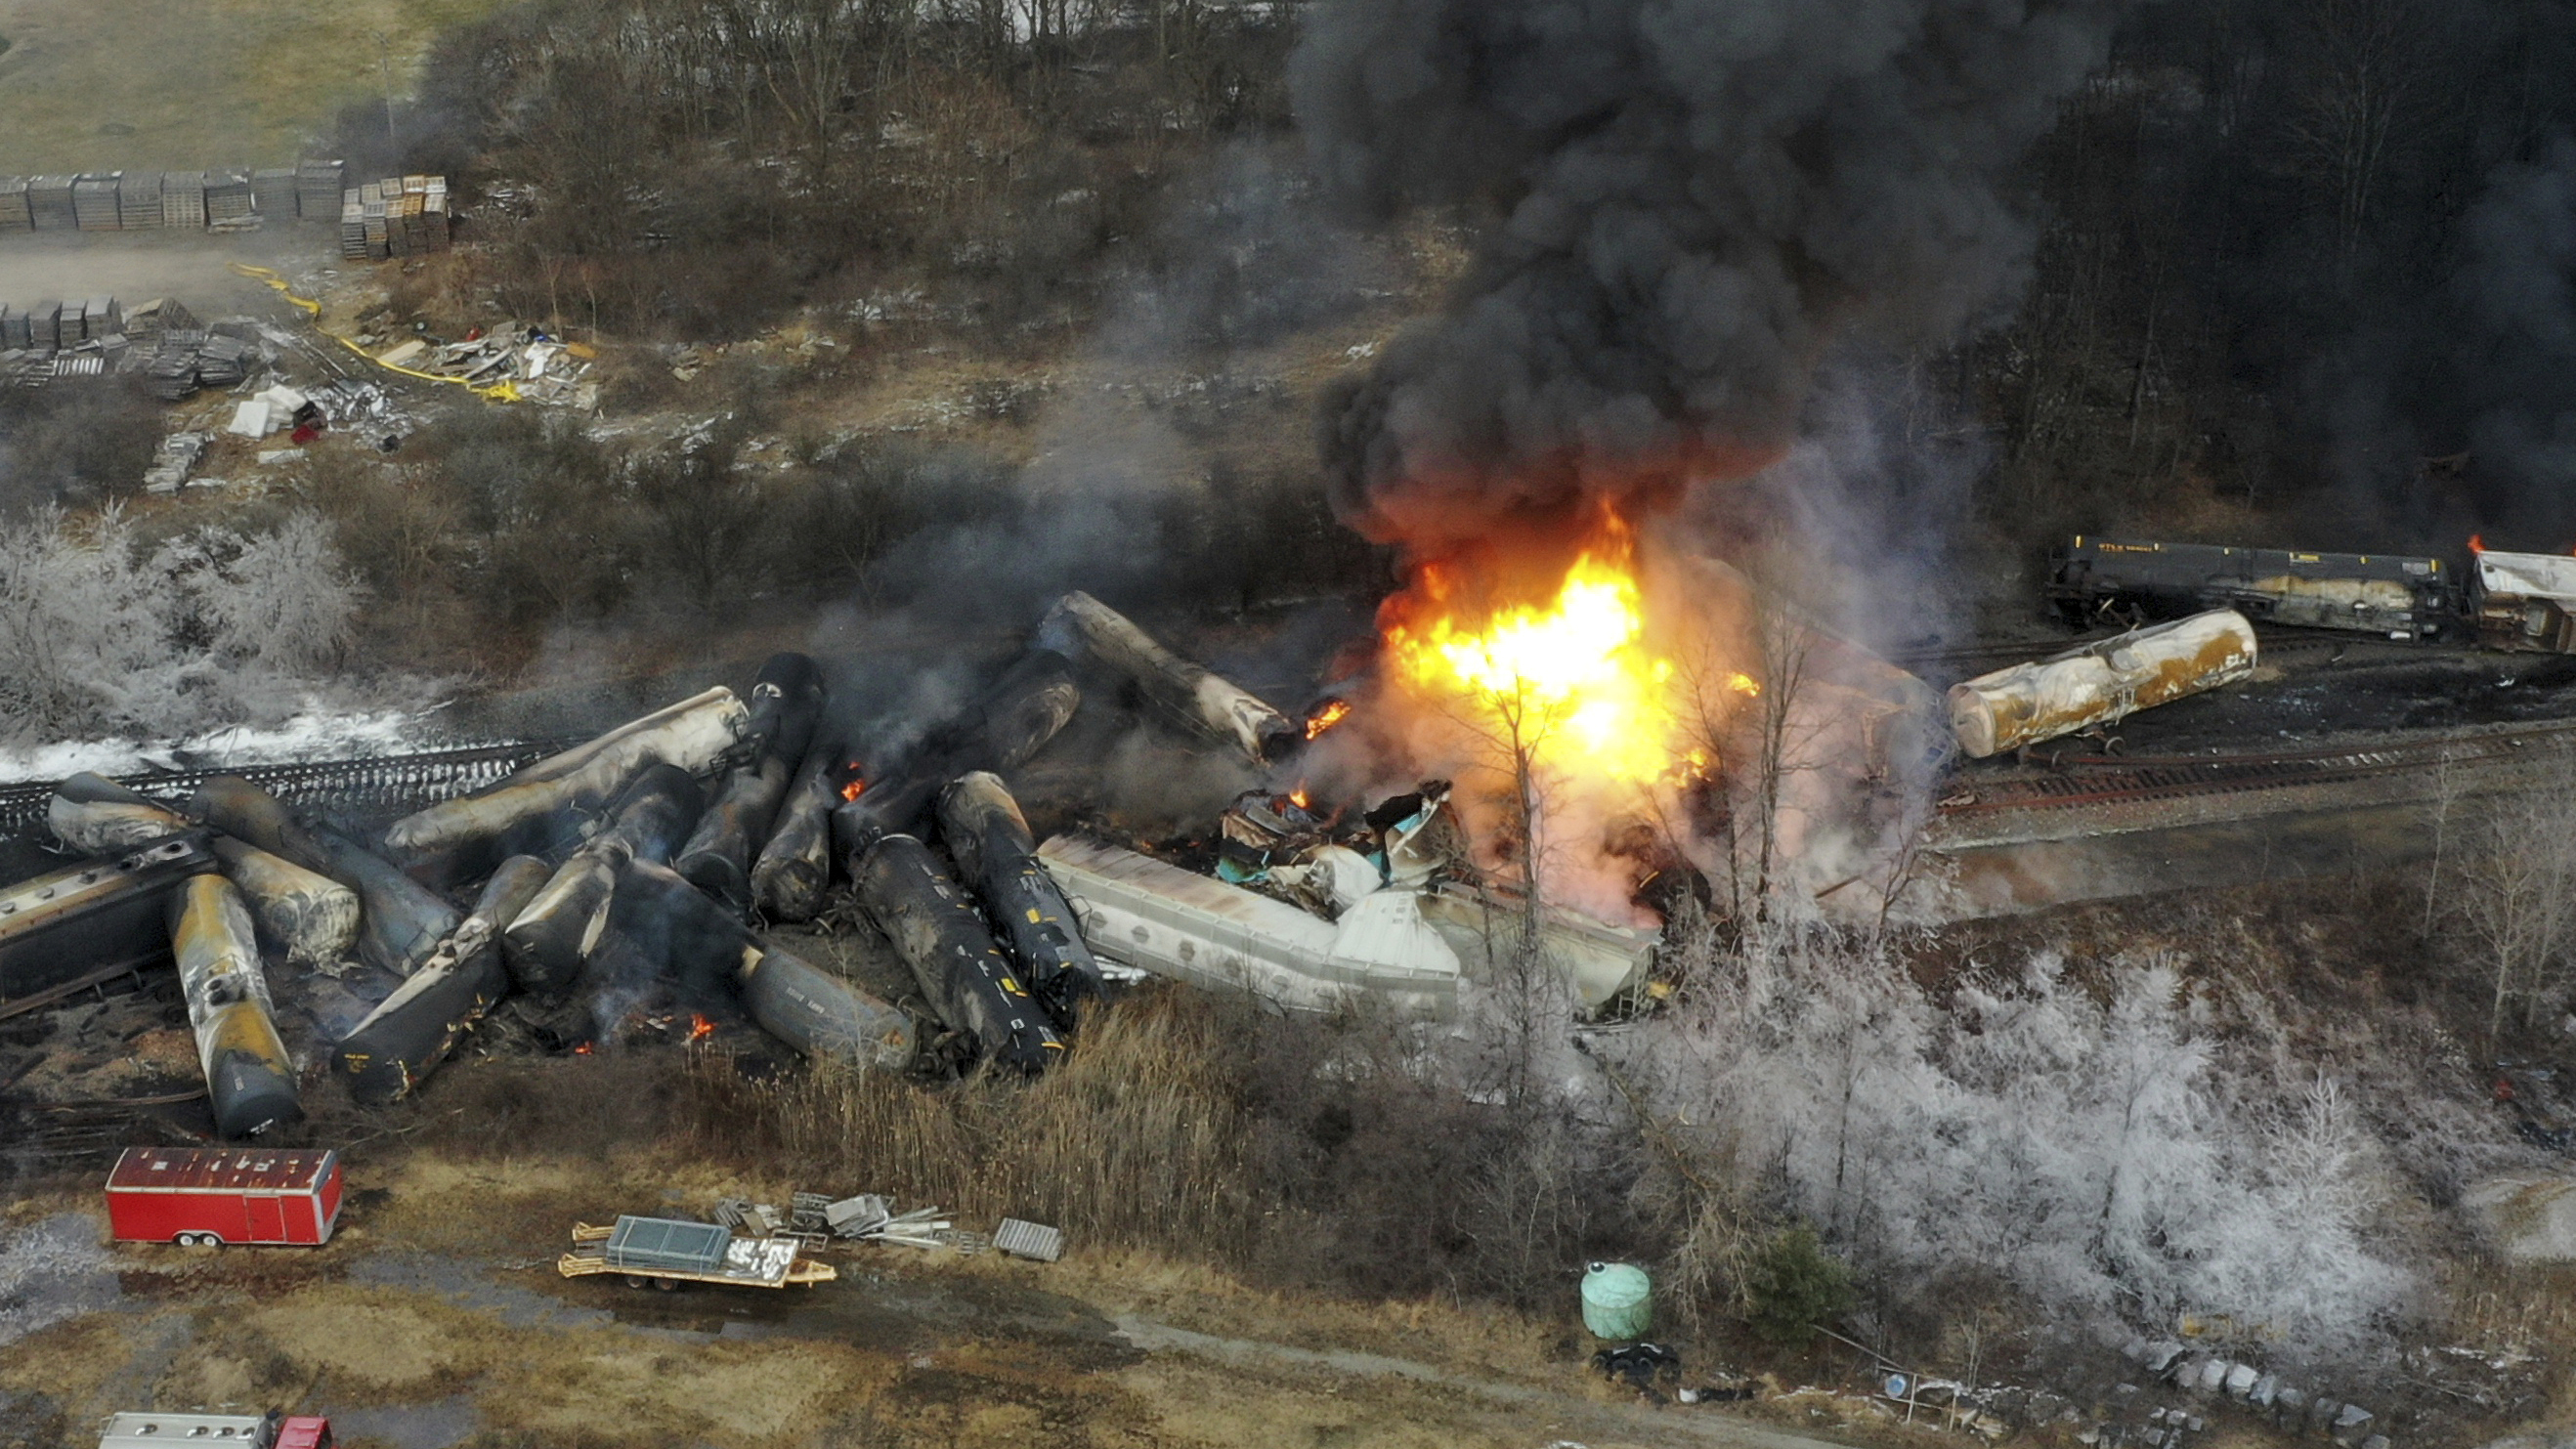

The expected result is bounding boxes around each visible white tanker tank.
[1949,608,2258,759]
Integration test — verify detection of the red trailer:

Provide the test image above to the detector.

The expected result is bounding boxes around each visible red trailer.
[105,1146,344,1247]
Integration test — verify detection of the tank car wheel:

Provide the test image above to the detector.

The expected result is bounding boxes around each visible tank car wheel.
[652,1276,681,1292]
[173,1232,196,1246]
[623,1274,648,1288]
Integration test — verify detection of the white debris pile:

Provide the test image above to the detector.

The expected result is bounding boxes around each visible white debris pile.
[381,324,598,407]
[709,1190,1055,1258]
[142,433,208,493]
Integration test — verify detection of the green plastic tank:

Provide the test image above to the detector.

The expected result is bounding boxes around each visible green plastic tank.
[1580,1260,1653,1341]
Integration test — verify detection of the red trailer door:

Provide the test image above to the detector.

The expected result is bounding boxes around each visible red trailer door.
[244,1195,287,1243]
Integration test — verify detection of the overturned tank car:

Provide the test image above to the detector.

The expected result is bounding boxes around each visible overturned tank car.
[1949,608,2258,759]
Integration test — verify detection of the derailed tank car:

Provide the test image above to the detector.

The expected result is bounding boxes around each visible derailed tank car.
[2048,537,2452,640]
[1950,609,2258,759]
[2469,547,2576,653]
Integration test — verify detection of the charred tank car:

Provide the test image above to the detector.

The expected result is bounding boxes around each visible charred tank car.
[2048,538,2452,641]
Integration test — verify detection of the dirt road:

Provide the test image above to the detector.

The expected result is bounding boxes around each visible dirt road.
[0,1155,1862,1449]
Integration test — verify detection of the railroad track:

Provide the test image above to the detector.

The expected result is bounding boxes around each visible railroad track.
[0,740,572,836]
[1940,722,2576,815]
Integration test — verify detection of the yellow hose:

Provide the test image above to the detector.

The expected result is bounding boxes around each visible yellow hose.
[227,262,521,404]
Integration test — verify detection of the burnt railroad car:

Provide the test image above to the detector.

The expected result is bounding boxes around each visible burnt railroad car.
[2469,547,2576,653]
[2048,538,2451,640]
[105,1145,344,1246]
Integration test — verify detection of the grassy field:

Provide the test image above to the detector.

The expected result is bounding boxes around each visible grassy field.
[0,0,510,173]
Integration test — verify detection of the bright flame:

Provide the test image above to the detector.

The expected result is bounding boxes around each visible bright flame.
[1289,787,1311,810]
[840,774,867,803]
[574,1042,595,1056]
[1387,538,1679,782]
[1728,671,1760,698]
[1305,698,1352,740]
[2470,533,2487,554]
[687,1012,715,1043]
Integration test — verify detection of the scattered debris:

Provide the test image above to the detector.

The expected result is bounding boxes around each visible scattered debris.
[394,323,596,406]
[1592,1342,1682,1392]
[141,433,206,492]
[994,1217,1064,1262]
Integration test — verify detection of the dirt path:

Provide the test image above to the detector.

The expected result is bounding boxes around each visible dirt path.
[0,1192,1861,1449]
[1110,1312,1859,1449]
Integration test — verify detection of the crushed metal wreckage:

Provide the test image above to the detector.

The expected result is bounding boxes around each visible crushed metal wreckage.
[0,592,1672,1137]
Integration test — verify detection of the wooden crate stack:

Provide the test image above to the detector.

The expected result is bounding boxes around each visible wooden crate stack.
[295,159,344,218]
[161,172,206,228]
[71,174,121,230]
[204,171,253,224]
[0,178,28,233]
[116,172,163,230]
[251,167,298,219]
[26,176,78,230]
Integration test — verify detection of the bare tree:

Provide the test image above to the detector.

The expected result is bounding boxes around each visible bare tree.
[2280,0,2424,287]
[2450,756,2576,1049]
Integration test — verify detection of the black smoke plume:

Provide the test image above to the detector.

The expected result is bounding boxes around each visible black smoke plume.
[1292,0,2132,553]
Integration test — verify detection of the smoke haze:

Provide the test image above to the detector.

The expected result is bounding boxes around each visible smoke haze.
[1292,0,2131,553]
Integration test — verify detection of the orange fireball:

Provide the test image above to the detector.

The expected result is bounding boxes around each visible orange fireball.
[1385,521,1680,783]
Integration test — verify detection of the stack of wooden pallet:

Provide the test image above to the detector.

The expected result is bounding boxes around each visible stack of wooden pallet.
[251,167,298,219]
[0,179,29,233]
[26,176,78,230]
[204,171,253,224]
[338,185,369,259]
[116,172,162,230]
[71,174,122,230]
[295,159,344,217]
[160,171,206,228]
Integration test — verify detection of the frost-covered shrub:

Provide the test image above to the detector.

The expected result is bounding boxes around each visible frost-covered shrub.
[1622,930,2419,1364]
[0,507,365,746]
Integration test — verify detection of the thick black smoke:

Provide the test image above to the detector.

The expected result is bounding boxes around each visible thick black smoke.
[2445,136,2576,543]
[1292,0,2131,551]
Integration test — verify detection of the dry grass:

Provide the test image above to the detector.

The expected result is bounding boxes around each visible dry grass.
[0,0,513,172]
[686,988,1256,1261]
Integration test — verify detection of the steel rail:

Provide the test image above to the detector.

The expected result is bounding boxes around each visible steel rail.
[0,740,575,836]
[1940,721,2576,815]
